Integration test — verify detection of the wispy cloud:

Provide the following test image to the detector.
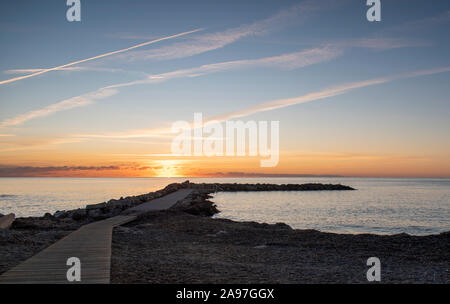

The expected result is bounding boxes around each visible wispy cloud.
[121,0,342,61]
[73,66,450,140]
[0,137,85,152]
[3,66,448,150]
[0,28,201,85]
[0,164,165,177]
[0,88,117,128]
[325,37,431,50]
[108,46,343,89]
[4,68,84,74]
[0,46,341,128]
[3,66,147,77]
[381,10,450,34]
[0,165,121,177]
[6,36,423,78]
[210,66,450,122]
[199,171,342,178]
[0,1,340,83]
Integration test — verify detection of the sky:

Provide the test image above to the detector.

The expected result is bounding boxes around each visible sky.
[0,0,449,178]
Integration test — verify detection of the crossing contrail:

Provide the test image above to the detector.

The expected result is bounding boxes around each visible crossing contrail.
[0,28,202,86]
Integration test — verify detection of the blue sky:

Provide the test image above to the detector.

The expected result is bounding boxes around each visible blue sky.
[0,0,449,177]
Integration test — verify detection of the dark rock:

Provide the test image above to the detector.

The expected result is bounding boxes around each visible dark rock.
[87,208,102,219]
[86,202,106,210]
[0,213,15,229]
[43,213,54,220]
[71,209,87,221]
[185,182,354,192]
[274,222,293,230]
[12,217,56,230]
[183,200,219,217]
[54,210,68,219]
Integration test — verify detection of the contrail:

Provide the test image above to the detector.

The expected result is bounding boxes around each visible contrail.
[0,28,202,85]
[71,65,450,139]
[209,66,450,122]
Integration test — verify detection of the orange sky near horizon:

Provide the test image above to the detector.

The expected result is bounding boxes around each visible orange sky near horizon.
[1,151,449,178]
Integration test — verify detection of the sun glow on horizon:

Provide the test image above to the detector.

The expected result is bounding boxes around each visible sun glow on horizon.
[152,160,184,177]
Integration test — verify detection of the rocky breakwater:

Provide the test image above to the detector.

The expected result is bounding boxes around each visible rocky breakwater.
[185,181,355,192]
[49,182,187,223]
[7,181,355,228]
[170,191,219,217]
[167,182,355,217]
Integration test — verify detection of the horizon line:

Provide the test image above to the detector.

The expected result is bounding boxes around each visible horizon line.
[0,175,449,179]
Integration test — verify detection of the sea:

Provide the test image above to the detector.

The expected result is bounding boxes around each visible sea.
[0,177,448,235]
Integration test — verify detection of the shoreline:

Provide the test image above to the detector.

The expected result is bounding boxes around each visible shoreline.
[1,181,449,283]
[111,210,449,283]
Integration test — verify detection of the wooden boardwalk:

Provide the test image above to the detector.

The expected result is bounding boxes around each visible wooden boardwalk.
[128,189,192,213]
[0,189,193,284]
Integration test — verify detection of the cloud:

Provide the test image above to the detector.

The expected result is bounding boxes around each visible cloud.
[0,1,440,129]
[108,46,343,89]
[199,171,342,178]
[4,68,85,74]
[0,164,165,177]
[1,0,345,80]
[382,10,450,34]
[0,88,117,128]
[0,137,85,152]
[325,37,431,50]
[0,165,121,177]
[0,46,341,128]
[4,36,425,83]
[3,67,147,77]
[209,66,450,122]
[73,65,450,140]
[0,28,201,85]
[121,0,342,61]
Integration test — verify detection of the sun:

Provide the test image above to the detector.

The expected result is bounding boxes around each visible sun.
[153,160,184,177]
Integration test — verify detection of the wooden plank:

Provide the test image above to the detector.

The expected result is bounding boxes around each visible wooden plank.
[0,215,136,284]
[128,189,193,212]
[0,189,193,284]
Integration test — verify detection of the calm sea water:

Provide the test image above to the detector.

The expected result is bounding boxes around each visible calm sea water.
[0,177,449,235]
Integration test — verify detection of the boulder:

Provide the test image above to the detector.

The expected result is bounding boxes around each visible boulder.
[121,199,133,208]
[43,213,54,220]
[174,198,193,209]
[0,213,15,229]
[70,208,87,221]
[86,202,107,210]
[59,218,75,224]
[87,208,102,219]
[183,201,219,217]
[109,208,123,216]
[106,200,121,210]
[54,210,68,219]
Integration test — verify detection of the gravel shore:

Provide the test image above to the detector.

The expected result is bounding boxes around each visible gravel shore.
[111,210,449,284]
[0,225,74,274]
